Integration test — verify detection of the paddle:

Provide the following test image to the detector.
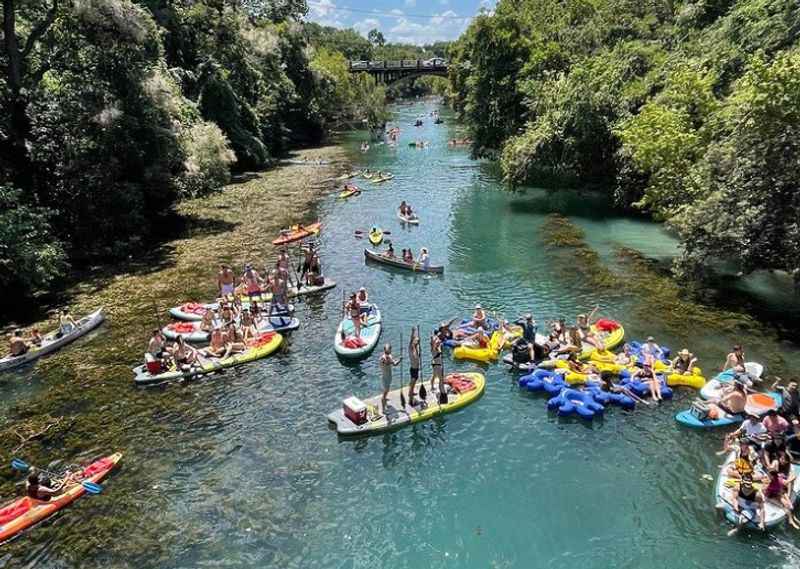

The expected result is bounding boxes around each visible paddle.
[354,230,391,236]
[400,332,406,409]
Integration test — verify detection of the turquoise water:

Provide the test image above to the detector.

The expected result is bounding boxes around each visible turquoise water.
[3,101,800,568]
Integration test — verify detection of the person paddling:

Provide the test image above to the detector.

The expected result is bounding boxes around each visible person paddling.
[26,470,58,501]
[379,344,401,412]
[727,473,766,534]
[430,330,444,396]
[408,328,421,406]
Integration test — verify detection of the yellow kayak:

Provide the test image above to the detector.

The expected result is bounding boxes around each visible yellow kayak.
[368,228,383,245]
[327,372,485,436]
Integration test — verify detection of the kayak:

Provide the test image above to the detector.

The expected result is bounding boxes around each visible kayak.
[162,315,299,343]
[334,307,382,359]
[675,392,781,428]
[701,363,765,400]
[327,372,485,436]
[133,331,283,385]
[397,211,420,225]
[715,450,800,530]
[339,185,361,199]
[272,221,321,246]
[0,308,105,373]
[168,281,336,321]
[372,173,394,183]
[0,452,122,544]
[364,249,444,274]
[368,229,383,246]
[453,331,505,363]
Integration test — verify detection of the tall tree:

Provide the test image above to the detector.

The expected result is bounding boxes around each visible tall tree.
[367,28,385,47]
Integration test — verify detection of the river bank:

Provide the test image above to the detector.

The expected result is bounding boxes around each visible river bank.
[0,145,347,565]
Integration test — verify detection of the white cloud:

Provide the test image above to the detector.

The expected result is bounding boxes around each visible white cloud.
[353,17,381,35]
[388,11,470,45]
[307,0,346,27]
[404,0,416,6]
[390,8,404,15]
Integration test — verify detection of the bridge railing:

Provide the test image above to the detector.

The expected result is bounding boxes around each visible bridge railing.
[348,59,448,71]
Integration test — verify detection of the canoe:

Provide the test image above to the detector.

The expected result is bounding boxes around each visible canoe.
[162,315,299,343]
[132,331,283,385]
[675,391,781,428]
[715,450,800,530]
[368,229,383,246]
[272,222,321,245]
[364,249,444,274]
[0,452,122,544]
[339,186,360,199]
[334,308,382,359]
[0,308,105,373]
[372,174,394,183]
[701,363,764,400]
[168,281,335,321]
[327,372,485,436]
[397,211,420,225]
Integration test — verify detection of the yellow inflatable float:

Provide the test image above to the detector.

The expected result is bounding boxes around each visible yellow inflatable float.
[652,360,706,389]
[453,331,504,363]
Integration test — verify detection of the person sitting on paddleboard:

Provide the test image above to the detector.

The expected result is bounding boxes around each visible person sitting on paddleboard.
[205,327,227,358]
[240,308,257,343]
[724,439,761,480]
[726,474,765,534]
[379,344,401,412]
[764,469,800,528]
[200,309,216,333]
[26,470,58,501]
[222,322,246,359]
[672,348,697,375]
[171,336,198,367]
[708,381,747,419]
[147,329,166,359]
[724,344,746,373]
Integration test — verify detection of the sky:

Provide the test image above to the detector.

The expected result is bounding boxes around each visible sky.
[306,0,498,45]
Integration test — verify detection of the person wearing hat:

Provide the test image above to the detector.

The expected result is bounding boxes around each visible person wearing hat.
[729,414,768,448]
[724,344,746,373]
[471,304,487,329]
[640,336,664,360]
[419,247,430,270]
[575,307,599,347]
[672,348,698,375]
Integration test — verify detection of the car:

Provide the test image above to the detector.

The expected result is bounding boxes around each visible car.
[350,61,368,69]
[422,57,447,68]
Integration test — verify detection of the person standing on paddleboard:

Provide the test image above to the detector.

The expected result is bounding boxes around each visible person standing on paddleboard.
[217,264,235,297]
[431,329,444,396]
[379,344,401,412]
[408,329,421,406]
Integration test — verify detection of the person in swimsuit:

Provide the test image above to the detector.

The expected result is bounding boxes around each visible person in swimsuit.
[763,409,790,439]
[640,336,664,360]
[205,328,227,358]
[724,344,746,372]
[727,474,765,534]
[642,353,663,401]
[26,470,58,501]
[399,201,408,216]
[471,304,487,329]
[29,328,43,347]
[615,343,634,367]
[146,329,166,359]
[346,294,363,338]
[403,249,414,263]
[8,331,29,357]
[240,308,258,342]
[566,327,583,354]
[200,309,216,333]
[379,344,401,411]
[430,331,444,395]
[709,381,747,419]
[269,272,288,316]
[356,288,370,314]
[575,313,597,347]
[217,264,236,297]
[408,328,421,406]
[551,318,568,344]
[219,302,237,327]
[171,336,198,366]
[58,309,77,337]
[222,323,246,359]
[242,264,263,299]
[724,439,763,480]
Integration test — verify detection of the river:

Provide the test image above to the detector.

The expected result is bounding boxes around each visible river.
[1,100,800,568]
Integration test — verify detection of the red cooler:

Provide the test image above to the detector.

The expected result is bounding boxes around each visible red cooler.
[343,397,367,425]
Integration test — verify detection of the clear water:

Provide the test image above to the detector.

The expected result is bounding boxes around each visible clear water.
[3,101,800,568]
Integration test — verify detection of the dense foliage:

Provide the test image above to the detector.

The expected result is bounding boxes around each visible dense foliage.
[0,0,390,301]
[448,0,800,285]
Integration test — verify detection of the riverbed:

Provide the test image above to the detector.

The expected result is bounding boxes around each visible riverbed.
[1,101,799,568]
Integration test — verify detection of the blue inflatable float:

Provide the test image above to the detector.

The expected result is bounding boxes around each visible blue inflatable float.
[547,389,605,419]
[619,375,674,399]
[520,369,568,395]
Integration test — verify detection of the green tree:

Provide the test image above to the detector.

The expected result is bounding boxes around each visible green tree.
[368,28,385,47]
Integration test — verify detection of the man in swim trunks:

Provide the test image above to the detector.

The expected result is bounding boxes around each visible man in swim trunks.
[242,264,263,299]
[709,381,747,419]
[217,264,236,297]
[726,474,766,534]
[471,304,487,329]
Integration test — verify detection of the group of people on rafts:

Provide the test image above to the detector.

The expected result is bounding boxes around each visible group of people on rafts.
[143,245,323,371]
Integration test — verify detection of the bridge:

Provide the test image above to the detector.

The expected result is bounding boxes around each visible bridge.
[348,59,449,85]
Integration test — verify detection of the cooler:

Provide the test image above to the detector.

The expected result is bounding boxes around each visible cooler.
[343,396,367,425]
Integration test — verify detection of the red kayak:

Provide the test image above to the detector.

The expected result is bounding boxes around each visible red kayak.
[0,452,122,544]
[272,222,322,245]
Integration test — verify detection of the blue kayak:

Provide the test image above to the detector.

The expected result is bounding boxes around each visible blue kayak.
[675,392,781,428]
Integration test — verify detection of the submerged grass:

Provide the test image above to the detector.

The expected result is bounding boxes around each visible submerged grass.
[0,146,348,566]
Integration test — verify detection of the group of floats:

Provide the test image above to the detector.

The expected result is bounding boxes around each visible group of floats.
[336,170,395,200]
